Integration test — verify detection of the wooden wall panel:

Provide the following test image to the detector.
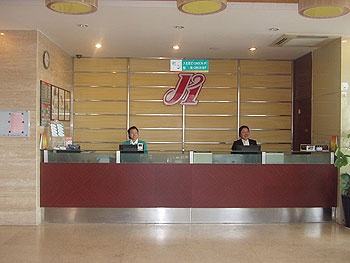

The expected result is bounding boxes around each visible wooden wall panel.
[74,129,124,142]
[197,88,237,101]
[130,74,179,86]
[240,116,291,129]
[253,130,292,143]
[74,101,127,114]
[130,73,236,87]
[130,58,170,72]
[129,116,182,128]
[74,58,128,71]
[74,115,127,128]
[209,60,237,72]
[130,101,182,114]
[130,87,237,101]
[74,87,127,100]
[130,87,169,100]
[141,130,182,142]
[74,72,127,86]
[202,74,237,87]
[240,60,292,74]
[186,102,237,114]
[186,116,237,128]
[240,102,291,115]
[240,88,291,101]
[312,40,341,145]
[185,130,235,142]
[73,58,293,152]
[240,75,292,87]
[313,116,339,133]
[313,101,339,116]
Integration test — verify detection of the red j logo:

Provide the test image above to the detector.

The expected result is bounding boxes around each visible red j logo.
[163,73,206,106]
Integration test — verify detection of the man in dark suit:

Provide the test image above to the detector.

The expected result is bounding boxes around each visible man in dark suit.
[231,125,257,151]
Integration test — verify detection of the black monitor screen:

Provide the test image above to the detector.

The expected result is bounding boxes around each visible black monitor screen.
[234,145,261,153]
[119,144,144,153]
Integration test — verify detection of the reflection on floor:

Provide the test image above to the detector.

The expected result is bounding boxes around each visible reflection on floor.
[1,223,350,263]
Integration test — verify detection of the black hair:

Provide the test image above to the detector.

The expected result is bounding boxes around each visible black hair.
[239,125,250,137]
[127,126,139,139]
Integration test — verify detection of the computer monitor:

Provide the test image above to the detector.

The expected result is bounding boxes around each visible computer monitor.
[231,145,261,163]
[119,144,144,153]
[234,145,261,153]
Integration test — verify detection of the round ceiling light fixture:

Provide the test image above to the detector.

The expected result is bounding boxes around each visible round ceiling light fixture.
[177,0,227,15]
[46,0,98,15]
[299,0,350,19]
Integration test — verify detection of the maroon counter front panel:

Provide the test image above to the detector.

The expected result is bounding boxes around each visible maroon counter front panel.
[40,163,337,208]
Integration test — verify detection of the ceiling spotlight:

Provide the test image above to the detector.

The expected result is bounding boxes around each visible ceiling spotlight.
[173,45,180,50]
[95,43,102,49]
[269,27,280,32]
[46,0,98,15]
[298,0,350,18]
[249,47,257,51]
[177,0,227,15]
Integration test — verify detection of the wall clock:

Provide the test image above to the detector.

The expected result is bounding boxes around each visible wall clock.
[43,50,50,69]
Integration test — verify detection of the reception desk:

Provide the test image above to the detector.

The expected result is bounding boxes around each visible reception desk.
[40,150,337,223]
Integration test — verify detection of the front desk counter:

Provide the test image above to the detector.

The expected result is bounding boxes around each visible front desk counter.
[41,150,338,224]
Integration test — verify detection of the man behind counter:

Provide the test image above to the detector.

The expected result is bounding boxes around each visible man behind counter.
[231,125,257,151]
[123,126,148,153]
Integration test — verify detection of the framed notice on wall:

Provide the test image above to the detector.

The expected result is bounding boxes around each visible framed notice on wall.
[0,110,30,137]
[40,80,51,126]
[58,88,65,121]
[40,81,71,123]
[64,90,71,121]
[51,85,59,121]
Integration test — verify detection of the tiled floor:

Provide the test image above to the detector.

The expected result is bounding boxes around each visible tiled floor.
[1,223,349,263]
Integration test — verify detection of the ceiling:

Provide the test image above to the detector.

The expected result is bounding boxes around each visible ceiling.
[1,0,350,60]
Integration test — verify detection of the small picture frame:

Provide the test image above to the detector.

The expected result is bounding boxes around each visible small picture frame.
[64,90,71,121]
[51,85,59,121]
[58,88,65,121]
[40,80,51,126]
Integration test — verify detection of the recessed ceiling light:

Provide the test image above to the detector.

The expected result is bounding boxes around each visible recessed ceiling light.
[173,45,180,50]
[174,25,184,30]
[78,24,89,28]
[269,27,280,32]
[249,47,257,51]
[95,43,102,48]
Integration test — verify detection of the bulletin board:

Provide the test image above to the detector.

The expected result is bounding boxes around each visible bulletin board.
[0,110,30,137]
[40,81,71,125]
[40,80,51,126]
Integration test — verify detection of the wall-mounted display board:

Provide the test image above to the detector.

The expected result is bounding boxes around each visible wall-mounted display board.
[40,81,51,126]
[0,110,30,137]
[40,80,71,125]
[51,85,59,121]
[51,85,70,122]
[64,90,71,121]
